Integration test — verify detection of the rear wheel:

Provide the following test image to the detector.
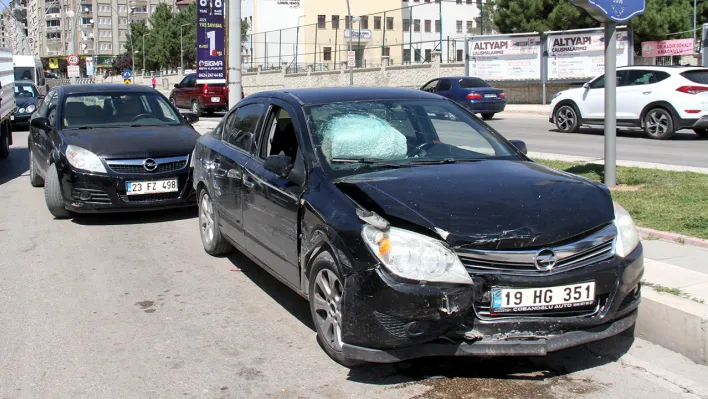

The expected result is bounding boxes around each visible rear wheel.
[198,188,232,256]
[309,251,365,368]
[555,104,580,133]
[0,129,8,159]
[643,108,675,140]
[693,128,708,138]
[29,147,44,187]
[481,113,495,120]
[44,165,72,219]
[191,100,203,117]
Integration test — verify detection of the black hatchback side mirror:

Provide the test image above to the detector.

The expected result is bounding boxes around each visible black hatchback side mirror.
[264,154,294,178]
[31,117,50,131]
[509,140,528,155]
[183,112,199,124]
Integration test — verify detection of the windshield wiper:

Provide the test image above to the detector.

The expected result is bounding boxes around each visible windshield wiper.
[408,158,484,165]
[331,158,404,168]
[64,126,93,130]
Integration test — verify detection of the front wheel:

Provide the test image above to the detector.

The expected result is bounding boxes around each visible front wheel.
[555,104,580,133]
[481,113,495,120]
[643,108,675,140]
[309,252,365,368]
[44,165,72,219]
[198,188,232,256]
[191,100,204,117]
[0,129,9,159]
[29,147,44,187]
[169,97,177,108]
[693,128,708,138]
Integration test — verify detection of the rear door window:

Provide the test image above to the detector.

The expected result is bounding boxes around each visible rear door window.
[681,70,708,84]
[437,79,452,91]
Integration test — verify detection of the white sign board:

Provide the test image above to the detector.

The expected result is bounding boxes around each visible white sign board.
[67,65,80,78]
[347,51,356,68]
[546,30,630,80]
[467,35,542,81]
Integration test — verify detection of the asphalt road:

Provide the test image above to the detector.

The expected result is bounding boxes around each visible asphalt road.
[2,129,708,398]
[484,114,708,168]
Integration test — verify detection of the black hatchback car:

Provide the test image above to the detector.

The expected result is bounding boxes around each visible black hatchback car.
[193,87,643,366]
[29,84,200,218]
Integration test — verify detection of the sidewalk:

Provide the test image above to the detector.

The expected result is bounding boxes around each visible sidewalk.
[505,103,549,116]
[636,238,708,366]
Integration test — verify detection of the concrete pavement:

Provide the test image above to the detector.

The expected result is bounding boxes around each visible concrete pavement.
[3,129,708,398]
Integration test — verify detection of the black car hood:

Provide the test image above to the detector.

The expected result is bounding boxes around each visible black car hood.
[335,160,614,250]
[15,97,37,109]
[64,125,199,159]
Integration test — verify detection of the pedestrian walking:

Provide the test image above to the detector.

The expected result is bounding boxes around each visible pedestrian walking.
[151,76,157,89]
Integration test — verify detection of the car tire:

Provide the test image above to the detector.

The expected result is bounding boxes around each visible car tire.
[198,188,232,256]
[44,164,72,219]
[693,128,708,138]
[481,113,495,120]
[643,108,675,140]
[29,147,44,187]
[308,251,365,368]
[554,104,580,133]
[205,109,215,116]
[169,97,177,108]
[191,100,204,117]
[0,129,9,159]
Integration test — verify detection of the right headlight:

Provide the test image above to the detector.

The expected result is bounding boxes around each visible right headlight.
[613,203,640,257]
[65,145,106,173]
[362,225,472,284]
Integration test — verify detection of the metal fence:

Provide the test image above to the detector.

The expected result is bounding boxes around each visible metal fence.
[47,78,97,88]
[242,1,492,74]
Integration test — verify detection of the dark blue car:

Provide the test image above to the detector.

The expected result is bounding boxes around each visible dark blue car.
[420,76,505,120]
[13,82,42,129]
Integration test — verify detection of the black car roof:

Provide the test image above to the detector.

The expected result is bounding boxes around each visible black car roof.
[253,87,444,105]
[57,84,158,95]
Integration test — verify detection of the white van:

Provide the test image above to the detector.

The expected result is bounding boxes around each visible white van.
[13,55,47,95]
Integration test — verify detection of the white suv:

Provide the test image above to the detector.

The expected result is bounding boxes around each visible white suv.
[549,66,708,140]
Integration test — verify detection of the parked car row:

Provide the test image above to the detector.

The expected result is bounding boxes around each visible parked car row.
[26,83,643,368]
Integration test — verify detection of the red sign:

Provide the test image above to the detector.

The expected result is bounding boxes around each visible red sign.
[67,54,80,66]
[641,39,695,57]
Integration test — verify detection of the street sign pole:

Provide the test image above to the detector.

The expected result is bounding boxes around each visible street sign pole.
[604,22,617,187]
[346,0,353,85]
[228,0,242,108]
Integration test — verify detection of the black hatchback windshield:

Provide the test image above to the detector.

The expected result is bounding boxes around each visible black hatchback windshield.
[61,92,181,129]
[305,99,517,177]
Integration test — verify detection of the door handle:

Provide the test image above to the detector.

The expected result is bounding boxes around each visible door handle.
[643,91,652,95]
[214,168,227,177]
[242,177,255,189]
[227,169,241,179]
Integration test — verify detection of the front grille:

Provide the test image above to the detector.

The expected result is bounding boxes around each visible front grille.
[120,192,181,203]
[473,294,609,319]
[457,224,616,276]
[71,188,111,204]
[105,155,189,175]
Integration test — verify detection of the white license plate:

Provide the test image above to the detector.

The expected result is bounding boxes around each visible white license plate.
[491,282,595,313]
[211,96,220,102]
[484,94,497,98]
[126,179,178,195]
[10,115,14,120]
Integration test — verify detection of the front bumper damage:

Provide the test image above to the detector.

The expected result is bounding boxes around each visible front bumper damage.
[340,244,643,363]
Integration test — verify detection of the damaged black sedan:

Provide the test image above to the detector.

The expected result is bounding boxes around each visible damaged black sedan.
[192,87,643,366]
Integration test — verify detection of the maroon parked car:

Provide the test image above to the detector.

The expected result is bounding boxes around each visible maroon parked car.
[169,73,241,116]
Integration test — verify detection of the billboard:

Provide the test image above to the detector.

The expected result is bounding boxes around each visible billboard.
[641,39,695,57]
[196,0,226,84]
[546,29,630,80]
[467,35,542,81]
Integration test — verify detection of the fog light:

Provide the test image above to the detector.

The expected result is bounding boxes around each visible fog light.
[404,321,426,337]
[79,192,92,200]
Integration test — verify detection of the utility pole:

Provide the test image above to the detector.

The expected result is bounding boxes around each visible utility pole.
[604,22,617,187]
[227,0,242,107]
[346,0,353,85]
[694,0,698,50]
[143,32,151,71]
[67,9,76,84]
[180,22,190,75]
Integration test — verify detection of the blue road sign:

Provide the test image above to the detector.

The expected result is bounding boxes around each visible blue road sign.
[571,0,645,23]
[122,69,133,79]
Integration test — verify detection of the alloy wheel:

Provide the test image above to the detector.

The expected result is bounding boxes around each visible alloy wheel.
[199,193,215,246]
[313,268,344,351]
[556,106,576,131]
[646,111,669,136]
[192,102,199,114]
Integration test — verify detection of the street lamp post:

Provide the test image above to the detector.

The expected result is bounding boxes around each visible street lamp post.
[143,32,152,72]
[180,23,190,75]
[66,9,76,84]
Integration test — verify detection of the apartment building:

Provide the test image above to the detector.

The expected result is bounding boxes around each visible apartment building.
[34,0,175,59]
[0,9,11,49]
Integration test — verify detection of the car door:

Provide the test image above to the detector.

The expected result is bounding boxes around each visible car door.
[183,75,198,106]
[435,78,453,99]
[241,100,304,287]
[579,71,627,120]
[174,75,191,107]
[211,102,266,246]
[617,69,668,120]
[30,89,58,175]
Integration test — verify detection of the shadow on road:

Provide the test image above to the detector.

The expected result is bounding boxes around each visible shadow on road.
[227,250,314,331]
[0,146,29,186]
[71,206,198,226]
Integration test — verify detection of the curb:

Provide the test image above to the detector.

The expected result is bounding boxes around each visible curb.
[504,108,548,116]
[636,287,708,366]
[638,227,708,249]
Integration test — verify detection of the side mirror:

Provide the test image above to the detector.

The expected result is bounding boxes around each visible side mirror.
[264,154,293,178]
[174,83,180,89]
[582,82,590,89]
[183,112,199,124]
[30,116,50,131]
[509,139,527,155]
[36,95,45,102]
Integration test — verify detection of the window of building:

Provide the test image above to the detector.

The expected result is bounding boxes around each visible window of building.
[100,43,112,50]
[46,20,60,27]
[360,16,368,29]
[46,6,59,13]
[403,49,411,63]
[81,17,92,24]
[387,17,394,30]
[467,21,474,33]
[424,20,431,32]
[374,16,381,30]
[456,20,462,33]
[414,19,420,32]
[403,19,410,31]
[414,50,421,62]
[317,15,325,29]
[118,5,127,12]
[383,47,390,57]
[46,32,60,39]
[456,0,462,4]
[467,0,473,3]
[435,20,440,33]
[332,15,339,29]
[120,18,128,25]
[457,49,463,61]
[323,47,332,61]
[425,49,431,62]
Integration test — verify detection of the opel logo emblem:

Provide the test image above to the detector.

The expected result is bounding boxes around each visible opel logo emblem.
[143,158,158,172]
[534,248,557,271]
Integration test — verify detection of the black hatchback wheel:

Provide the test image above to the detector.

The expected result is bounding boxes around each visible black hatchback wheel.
[198,188,232,256]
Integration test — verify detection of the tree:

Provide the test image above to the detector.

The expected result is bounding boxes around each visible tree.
[242,18,250,41]
[111,53,134,75]
[476,2,497,34]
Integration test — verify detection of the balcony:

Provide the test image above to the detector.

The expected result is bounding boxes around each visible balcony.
[45,12,61,20]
